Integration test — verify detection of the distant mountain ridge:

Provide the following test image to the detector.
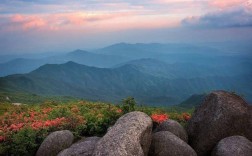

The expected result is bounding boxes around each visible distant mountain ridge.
[0,43,251,105]
[1,61,251,105]
[0,49,128,77]
[2,43,251,77]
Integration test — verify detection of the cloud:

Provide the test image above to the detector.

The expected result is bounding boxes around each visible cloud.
[0,14,46,31]
[0,11,133,31]
[11,14,46,30]
[0,10,180,33]
[209,0,248,9]
[182,6,252,28]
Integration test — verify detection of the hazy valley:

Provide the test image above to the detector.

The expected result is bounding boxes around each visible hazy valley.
[0,43,251,106]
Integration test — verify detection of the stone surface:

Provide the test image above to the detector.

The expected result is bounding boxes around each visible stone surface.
[186,91,251,156]
[36,130,74,156]
[149,131,197,156]
[211,136,252,156]
[93,111,153,156]
[58,136,100,156]
[154,119,188,142]
[247,106,252,141]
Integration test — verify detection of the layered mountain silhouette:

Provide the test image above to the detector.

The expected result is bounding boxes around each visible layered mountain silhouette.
[1,60,251,105]
[0,43,251,105]
[2,43,251,77]
[0,49,128,77]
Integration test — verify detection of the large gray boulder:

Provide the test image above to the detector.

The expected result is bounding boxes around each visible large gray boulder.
[154,119,188,142]
[93,111,153,156]
[247,106,252,141]
[36,130,74,156]
[211,136,252,156]
[58,137,100,156]
[149,131,197,156]
[187,91,251,156]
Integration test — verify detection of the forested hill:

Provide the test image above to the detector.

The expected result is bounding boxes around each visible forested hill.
[1,61,251,105]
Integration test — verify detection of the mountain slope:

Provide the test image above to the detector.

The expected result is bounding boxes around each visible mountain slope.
[114,58,252,79]
[178,94,207,108]
[0,62,170,104]
[1,61,252,105]
[0,50,129,76]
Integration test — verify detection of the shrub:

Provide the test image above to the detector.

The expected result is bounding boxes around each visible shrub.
[121,97,136,114]
[10,127,41,156]
[48,107,72,119]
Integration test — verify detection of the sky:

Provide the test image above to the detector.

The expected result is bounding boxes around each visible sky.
[0,0,252,54]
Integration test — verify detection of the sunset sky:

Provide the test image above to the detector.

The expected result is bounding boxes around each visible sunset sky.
[0,0,252,54]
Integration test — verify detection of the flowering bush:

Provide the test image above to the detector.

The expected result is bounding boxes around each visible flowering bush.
[182,113,191,121]
[0,101,124,155]
[0,99,192,155]
[151,114,169,123]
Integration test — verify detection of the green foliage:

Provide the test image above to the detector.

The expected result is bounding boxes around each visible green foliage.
[0,142,9,155]
[10,128,43,156]
[41,100,59,107]
[81,103,121,136]
[0,103,12,115]
[121,97,136,114]
[48,107,72,119]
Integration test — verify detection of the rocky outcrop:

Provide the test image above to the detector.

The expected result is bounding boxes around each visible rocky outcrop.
[92,111,153,156]
[36,130,74,156]
[154,119,188,142]
[211,136,252,156]
[34,91,252,156]
[58,137,100,156]
[149,131,197,156]
[187,91,251,156]
[247,106,252,141]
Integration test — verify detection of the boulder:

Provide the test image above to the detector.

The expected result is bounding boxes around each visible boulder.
[58,137,100,156]
[154,119,188,142]
[36,130,74,156]
[211,136,252,156]
[149,131,197,156]
[247,106,252,141]
[93,111,153,156]
[186,91,251,156]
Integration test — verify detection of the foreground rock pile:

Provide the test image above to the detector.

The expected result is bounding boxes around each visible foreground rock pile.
[36,91,252,156]
[187,91,252,156]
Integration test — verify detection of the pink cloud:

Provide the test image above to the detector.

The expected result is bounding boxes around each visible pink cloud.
[11,14,25,22]
[93,14,180,32]
[22,18,46,30]
[0,12,126,32]
[0,1,210,33]
[55,12,133,25]
[1,10,180,33]
[209,0,247,8]
[8,14,46,30]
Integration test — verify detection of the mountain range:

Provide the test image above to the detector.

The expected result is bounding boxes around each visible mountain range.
[0,43,251,105]
[2,43,251,77]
